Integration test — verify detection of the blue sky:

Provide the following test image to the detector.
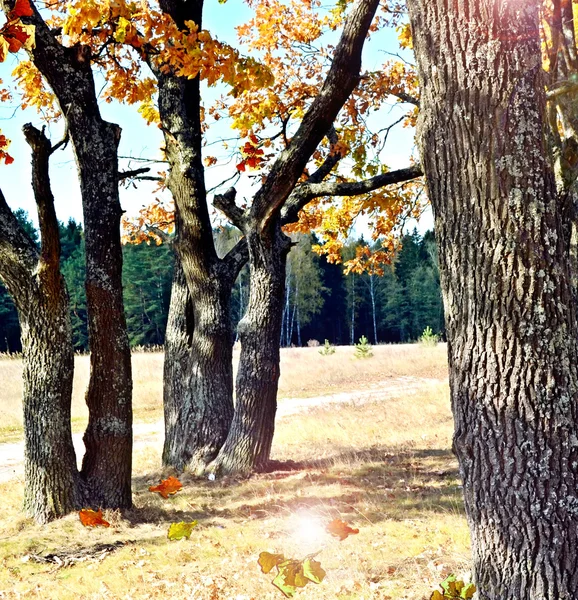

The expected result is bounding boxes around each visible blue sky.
[0,0,428,232]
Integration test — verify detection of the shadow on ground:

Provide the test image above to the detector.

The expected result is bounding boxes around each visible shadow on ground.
[126,444,463,527]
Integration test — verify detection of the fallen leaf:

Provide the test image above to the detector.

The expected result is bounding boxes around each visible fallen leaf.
[149,476,182,498]
[258,551,285,574]
[326,519,359,541]
[79,508,110,528]
[302,558,326,584]
[167,521,198,540]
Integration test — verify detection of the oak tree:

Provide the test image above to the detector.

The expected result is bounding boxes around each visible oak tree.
[407,0,578,596]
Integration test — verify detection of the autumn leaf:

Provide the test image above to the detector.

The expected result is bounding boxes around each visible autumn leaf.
[258,551,285,574]
[10,0,33,18]
[148,475,183,498]
[167,520,198,540]
[272,560,309,597]
[79,508,110,527]
[326,519,359,541]
[302,558,326,584]
[431,592,445,600]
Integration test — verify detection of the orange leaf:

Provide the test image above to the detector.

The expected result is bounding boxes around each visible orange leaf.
[11,0,33,18]
[3,23,31,52]
[149,475,183,498]
[326,519,359,541]
[236,161,246,172]
[79,508,110,527]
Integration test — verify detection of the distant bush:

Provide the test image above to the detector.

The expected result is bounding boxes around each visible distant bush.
[419,326,439,347]
[307,339,320,347]
[319,339,336,356]
[354,336,373,359]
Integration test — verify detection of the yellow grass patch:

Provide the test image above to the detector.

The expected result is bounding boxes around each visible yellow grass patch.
[0,346,470,599]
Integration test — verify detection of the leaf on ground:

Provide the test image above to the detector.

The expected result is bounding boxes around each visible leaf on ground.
[430,591,445,600]
[149,475,182,498]
[461,583,476,599]
[79,508,110,528]
[258,552,285,574]
[326,519,359,540]
[302,558,326,584]
[273,560,309,597]
[167,521,198,540]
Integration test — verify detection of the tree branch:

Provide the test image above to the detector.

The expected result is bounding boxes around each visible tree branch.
[391,91,420,106]
[281,164,423,225]
[22,123,61,273]
[218,237,249,287]
[0,188,38,301]
[248,0,381,232]
[213,187,247,229]
[118,167,151,181]
[306,126,341,184]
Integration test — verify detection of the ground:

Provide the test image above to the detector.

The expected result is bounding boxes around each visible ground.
[0,344,470,599]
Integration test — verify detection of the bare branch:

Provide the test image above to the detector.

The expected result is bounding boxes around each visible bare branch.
[213,187,247,229]
[390,91,420,106]
[282,164,423,225]
[546,80,578,100]
[118,167,151,181]
[22,123,61,272]
[306,126,341,184]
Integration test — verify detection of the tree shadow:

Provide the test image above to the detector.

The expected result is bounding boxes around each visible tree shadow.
[125,444,464,527]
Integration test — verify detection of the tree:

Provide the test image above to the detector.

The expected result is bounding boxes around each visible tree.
[407,0,578,596]
[0,125,82,523]
[0,0,135,513]
[282,235,326,347]
[65,0,423,475]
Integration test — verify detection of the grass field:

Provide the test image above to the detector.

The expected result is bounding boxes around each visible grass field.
[0,344,471,599]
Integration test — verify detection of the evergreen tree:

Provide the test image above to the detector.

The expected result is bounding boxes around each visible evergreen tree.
[122,243,173,346]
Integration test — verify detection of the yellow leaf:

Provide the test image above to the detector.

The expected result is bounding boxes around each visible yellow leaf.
[258,552,285,574]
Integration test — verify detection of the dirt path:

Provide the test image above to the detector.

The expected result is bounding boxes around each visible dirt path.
[0,376,443,483]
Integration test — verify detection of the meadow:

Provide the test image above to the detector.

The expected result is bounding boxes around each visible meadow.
[0,344,470,599]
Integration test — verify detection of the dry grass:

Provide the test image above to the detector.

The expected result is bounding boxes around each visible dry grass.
[0,344,471,600]
[0,344,446,442]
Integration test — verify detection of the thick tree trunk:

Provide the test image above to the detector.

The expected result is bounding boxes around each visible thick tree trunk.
[0,126,83,523]
[210,222,290,475]
[162,253,235,471]
[20,285,83,522]
[407,0,578,597]
[11,8,134,508]
[75,117,133,508]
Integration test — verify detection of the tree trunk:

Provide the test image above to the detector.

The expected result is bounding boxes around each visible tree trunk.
[407,0,578,597]
[210,222,291,475]
[76,117,133,508]
[20,285,83,522]
[0,126,83,523]
[162,251,235,472]
[13,9,134,508]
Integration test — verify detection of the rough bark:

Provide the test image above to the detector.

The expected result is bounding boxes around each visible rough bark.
[0,126,82,523]
[149,0,254,472]
[209,0,383,475]
[6,2,134,507]
[407,0,578,597]
[210,222,290,475]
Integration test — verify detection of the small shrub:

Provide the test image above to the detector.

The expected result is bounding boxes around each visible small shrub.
[354,335,373,359]
[307,339,320,347]
[318,340,336,356]
[419,326,439,347]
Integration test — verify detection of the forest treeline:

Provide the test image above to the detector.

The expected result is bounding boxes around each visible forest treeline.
[0,210,443,352]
